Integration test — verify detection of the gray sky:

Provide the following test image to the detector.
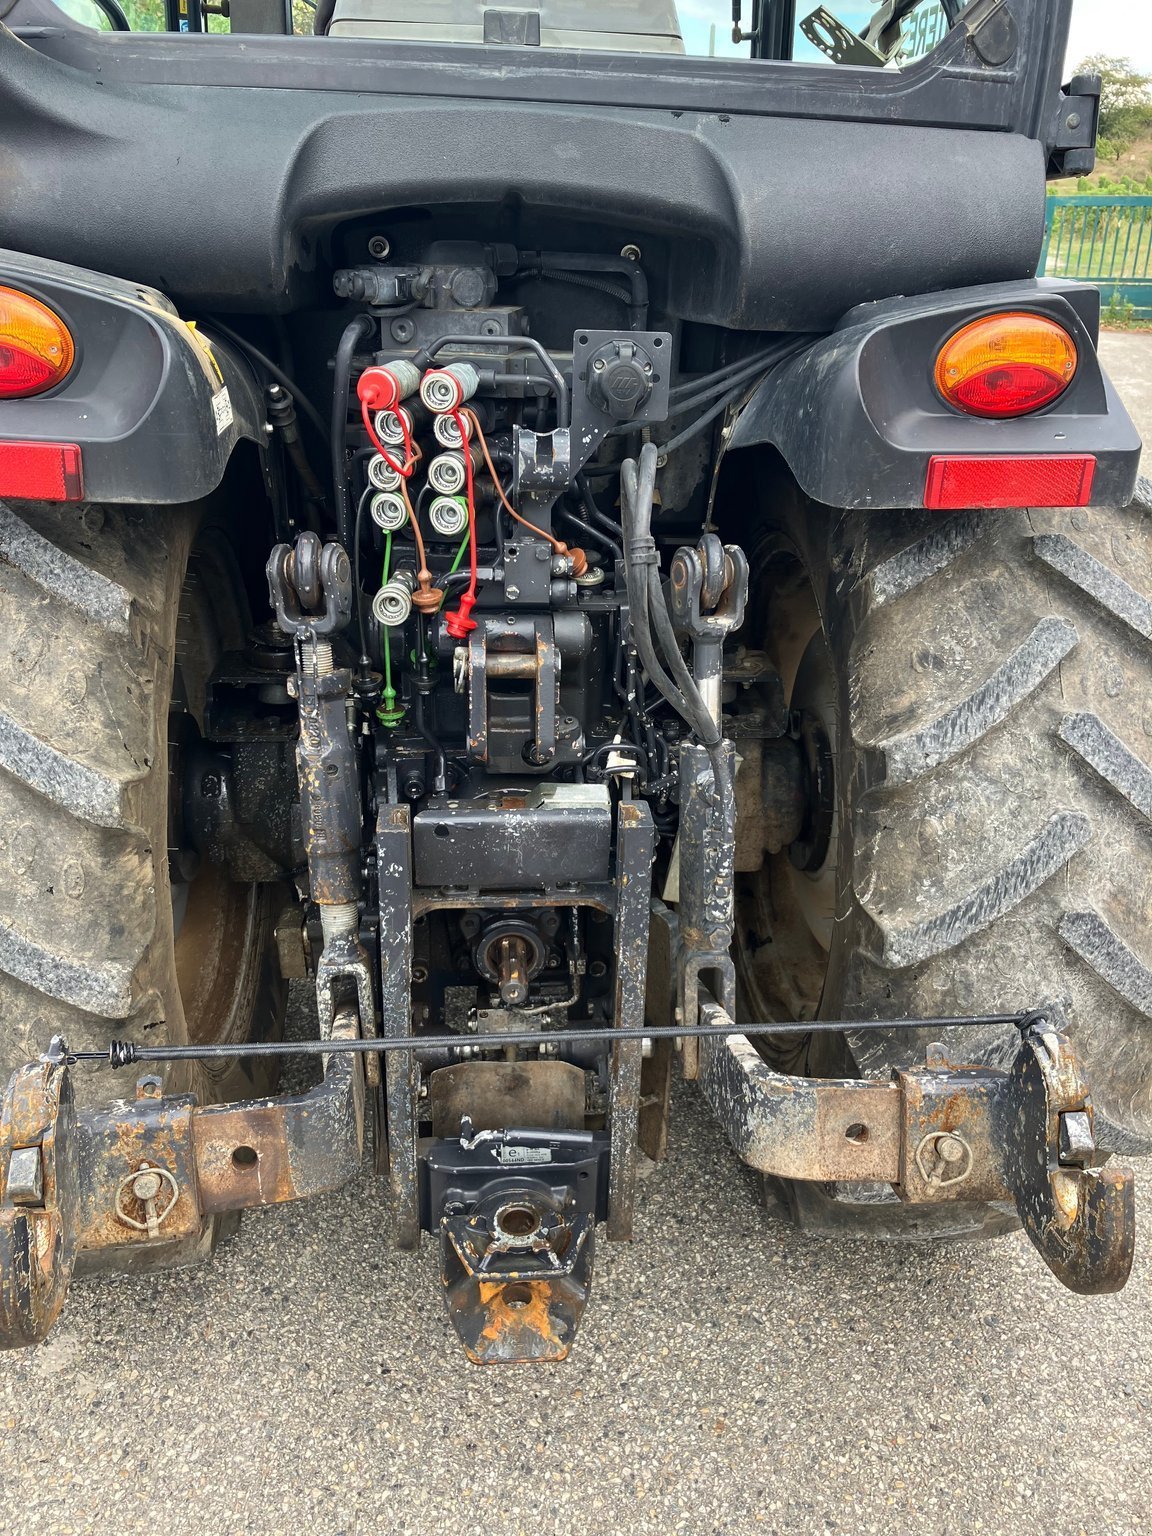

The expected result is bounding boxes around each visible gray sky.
[1067,0,1152,73]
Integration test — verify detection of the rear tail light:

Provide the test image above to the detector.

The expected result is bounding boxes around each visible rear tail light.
[925,454,1095,510]
[934,313,1077,418]
[0,287,76,399]
[0,441,84,501]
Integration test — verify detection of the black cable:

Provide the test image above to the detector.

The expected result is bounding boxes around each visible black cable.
[331,315,375,552]
[352,486,372,664]
[619,452,694,722]
[647,566,720,747]
[669,345,785,402]
[575,474,625,559]
[670,357,779,415]
[666,336,823,411]
[558,507,614,559]
[659,385,744,458]
[515,268,633,311]
[204,320,329,443]
[517,251,649,331]
[74,1010,1036,1068]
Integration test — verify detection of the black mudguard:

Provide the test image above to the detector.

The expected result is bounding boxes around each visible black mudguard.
[0,249,263,504]
[730,278,1142,509]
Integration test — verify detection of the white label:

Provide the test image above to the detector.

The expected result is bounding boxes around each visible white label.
[497,1145,552,1166]
[211,387,234,436]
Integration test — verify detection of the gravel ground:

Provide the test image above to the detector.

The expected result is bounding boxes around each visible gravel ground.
[2,987,1150,1536]
[3,338,1151,1536]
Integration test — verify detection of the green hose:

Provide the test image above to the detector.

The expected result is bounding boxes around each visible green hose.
[377,529,406,727]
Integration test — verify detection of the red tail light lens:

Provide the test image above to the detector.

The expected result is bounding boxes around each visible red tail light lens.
[0,287,76,399]
[925,455,1095,510]
[934,313,1077,418]
[0,442,84,501]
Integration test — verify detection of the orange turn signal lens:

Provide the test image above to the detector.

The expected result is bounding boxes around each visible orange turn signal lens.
[0,287,76,400]
[934,312,1077,419]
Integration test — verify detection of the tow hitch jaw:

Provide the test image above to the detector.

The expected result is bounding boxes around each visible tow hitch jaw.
[0,1014,1134,1356]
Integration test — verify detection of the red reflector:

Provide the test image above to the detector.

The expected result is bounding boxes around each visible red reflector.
[924,455,1095,510]
[0,441,84,502]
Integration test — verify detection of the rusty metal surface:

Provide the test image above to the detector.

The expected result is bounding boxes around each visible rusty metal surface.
[0,1055,77,1349]
[638,1040,674,1164]
[378,803,420,1248]
[1004,1021,1135,1295]
[699,1024,902,1182]
[897,1064,1007,1205]
[0,1007,366,1351]
[74,1090,201,1254]
[193,1005,363,1215]
[429,1061,585,1138]
[607,800,655,1240]
[441,1202,594,1365]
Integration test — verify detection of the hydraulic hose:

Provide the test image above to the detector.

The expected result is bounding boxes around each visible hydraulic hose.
[575,474,626,559]
[621,443,735,823]
[518,250,649,331]
[331,314,375,552]
[620,448,694,723]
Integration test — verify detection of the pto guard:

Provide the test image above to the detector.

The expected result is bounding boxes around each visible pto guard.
[0,1012,1134,1357]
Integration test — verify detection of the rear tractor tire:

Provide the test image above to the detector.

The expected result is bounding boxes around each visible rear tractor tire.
[732,471,1152,1187]
[0,497,286,1121]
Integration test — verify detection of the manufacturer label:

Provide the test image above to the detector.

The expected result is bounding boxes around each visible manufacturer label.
[211,387,234,436]
[497,1145,552,1166]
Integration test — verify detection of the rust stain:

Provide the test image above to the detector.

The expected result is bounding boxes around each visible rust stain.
[473,1279,568,1363]
[192,1104,298,1212]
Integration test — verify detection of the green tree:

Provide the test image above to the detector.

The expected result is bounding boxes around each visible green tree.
[1077,55,1152,159]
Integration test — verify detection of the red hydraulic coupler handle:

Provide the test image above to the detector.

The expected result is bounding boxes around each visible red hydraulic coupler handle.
[444,589,477,638]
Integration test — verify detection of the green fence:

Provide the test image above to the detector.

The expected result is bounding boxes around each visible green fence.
[1041,195,1152,316]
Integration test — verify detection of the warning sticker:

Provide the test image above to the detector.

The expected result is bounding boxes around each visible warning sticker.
[211,388,234,436]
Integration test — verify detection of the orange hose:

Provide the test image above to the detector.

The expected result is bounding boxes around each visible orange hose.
[400,476,443,612]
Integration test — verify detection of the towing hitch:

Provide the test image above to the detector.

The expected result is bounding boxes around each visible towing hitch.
[0,1011,1133,1358]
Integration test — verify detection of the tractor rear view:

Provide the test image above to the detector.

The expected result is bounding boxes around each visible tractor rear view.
[0,0,1146,1364]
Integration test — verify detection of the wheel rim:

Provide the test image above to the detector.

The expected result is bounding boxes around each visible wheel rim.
[168,537,278,1078]
[734,541,840,1039]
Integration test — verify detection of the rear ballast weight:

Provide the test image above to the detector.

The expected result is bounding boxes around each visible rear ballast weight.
[0,1007,1134,1358]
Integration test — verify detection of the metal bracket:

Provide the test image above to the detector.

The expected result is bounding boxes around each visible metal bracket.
[675,741,737,1079]
[0,1009,366,1350]
[466,614,563,771]
[1046,72,1101,178]
[697,1007,1134,1297]
[569,328,672,469]
[422,1124,608,1364]
[1004,1020,1134,1295]
[265,530,352,638]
